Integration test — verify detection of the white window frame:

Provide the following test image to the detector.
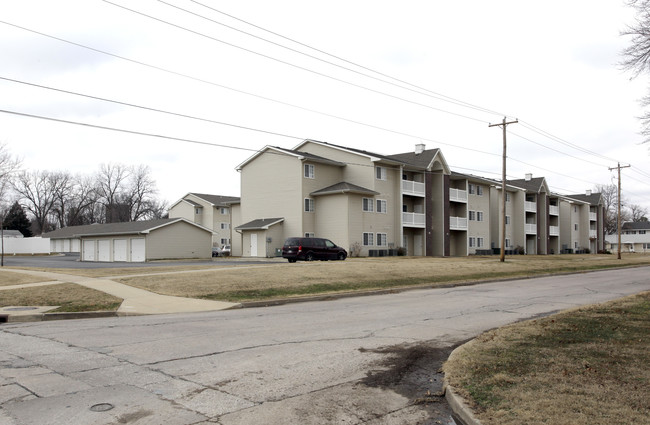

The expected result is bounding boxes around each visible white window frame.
[304,163,315,179]
[469,237,475,247]
[377,233,387,246]
[220,238,230,245]
[505,215,511,225]
[376,199,387,213]
[304,198,315,212]
[195,208,202,215]
[220,223,229,230]
[506,193,511,202]
[376,166,387,181]
[477,237,484,248]
[362,197,374,212]
[477,211,484,222]
[469,210,476,221]
[477,185,483,196]
[220,207,229,215]
[304,232,315,238]
[363,232,374,246]
[468,184,475,195]
[505,238,511,248]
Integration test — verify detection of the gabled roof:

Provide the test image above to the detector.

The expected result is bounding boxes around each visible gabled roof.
[453,172,524,192]
[169,193,240,210]
[622,221,650,230]
[235,218,284,230]
[565,192,603,206]
[507,176,548,193]
[310,182,379,197]
[43,218,213,239]
[2,230,24,238]
[236,145,345,171]
[386,148,449,172]
[294,139,405,165]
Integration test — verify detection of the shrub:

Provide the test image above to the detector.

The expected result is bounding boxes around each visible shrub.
[349,242,362,257]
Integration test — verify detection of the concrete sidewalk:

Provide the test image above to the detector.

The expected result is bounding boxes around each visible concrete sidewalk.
[2,269,240,320]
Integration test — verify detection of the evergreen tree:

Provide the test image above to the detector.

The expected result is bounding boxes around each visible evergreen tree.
[2,201,33,237]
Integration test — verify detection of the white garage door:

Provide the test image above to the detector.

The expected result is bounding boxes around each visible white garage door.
[97,240,111,262]
[82,240,95,261]
[71,239,80,252]
[113,239,128,262]
[131,238,146,262]
[63,239,71,252]
[54,240,64,253]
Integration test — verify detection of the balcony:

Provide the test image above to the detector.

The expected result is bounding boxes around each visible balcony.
[402,180,425,197]
[549,205,559,216]
[590,230,598,239]
[525,223,537,234]
[403,212,425,228]
[525,201,537,213]
[449,188,468,203]
[450,216,468,231]
[549,225,559,236]
[589,212,597,221]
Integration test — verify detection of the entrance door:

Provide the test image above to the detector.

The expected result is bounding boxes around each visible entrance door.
[250,233,258,257]
[414,234,423,256]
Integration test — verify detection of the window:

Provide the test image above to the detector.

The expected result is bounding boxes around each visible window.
[505,215,511,225]
[574,206,577,213]
[640,230,646,235]
[304,198,315,212]
[376,199,387,213]
[575,242,578,249]
[469,211,476,221]
[220,207,229,215]
[574,223,578,231]
[220,223,229,230]
[506,193,511,202]
[220,238,230,245]
[505,238,511,248]
[477,237,484,247]
[377,233,387,246]
[304,232,315,238]
[469,237,475,247]
[304,164,314,179]
[477,211,484,222]
[195,208,202,215]
[362,198,374,212]
[468,184,475,194]
[363,232,374,246]
[376,166,387,180]
[476,185,483,196]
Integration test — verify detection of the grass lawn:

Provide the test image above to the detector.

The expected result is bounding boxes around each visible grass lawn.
[0,282,122,312]
[443,291,650,425]
[111,254,650,302]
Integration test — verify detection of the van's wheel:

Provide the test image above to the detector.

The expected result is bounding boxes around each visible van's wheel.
[337,252,346,261]
[305,252,314,261]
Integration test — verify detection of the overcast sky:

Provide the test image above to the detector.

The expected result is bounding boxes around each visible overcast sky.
[2,0,650,211]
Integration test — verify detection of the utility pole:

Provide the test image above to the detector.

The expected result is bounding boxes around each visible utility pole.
[489,117,518,262]
[608,162,631,260]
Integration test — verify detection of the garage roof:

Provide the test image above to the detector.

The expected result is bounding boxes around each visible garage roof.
[235,218,284,230]
[43,218,214,239]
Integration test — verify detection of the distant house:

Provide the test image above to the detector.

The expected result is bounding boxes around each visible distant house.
[168,193,240,248]
[1,230,24,238]
[43,218,213,262]
[605,221,650,253]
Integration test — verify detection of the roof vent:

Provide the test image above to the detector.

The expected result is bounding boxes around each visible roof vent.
[586,189,592,196]
[525,173,532,181]
[415,143,425,155]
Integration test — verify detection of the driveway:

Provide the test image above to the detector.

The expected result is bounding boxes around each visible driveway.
[1,267,649,424]
[1,253,284,269]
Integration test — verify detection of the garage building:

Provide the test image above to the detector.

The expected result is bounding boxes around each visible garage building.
[43,218,213,262]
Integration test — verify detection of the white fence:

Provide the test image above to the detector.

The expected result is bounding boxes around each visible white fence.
[1,237,51,255]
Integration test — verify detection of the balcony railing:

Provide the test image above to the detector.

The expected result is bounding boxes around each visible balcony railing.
[549,205,559,216]
[589,230,597,239]
[525,223,537,234]
[589,212,597,221]
[449,188,468,203]
[450,216,468,230]
[549,225,559,236]
[403,212,425,228]
[525,201,537,213]
[402,180,425,197]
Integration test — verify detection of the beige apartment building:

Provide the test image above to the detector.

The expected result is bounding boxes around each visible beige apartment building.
[229,139,605,258]
[168,192,240,248]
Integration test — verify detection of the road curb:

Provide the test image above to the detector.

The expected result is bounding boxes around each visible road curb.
[444,342,483,425]
[2,311,119,323]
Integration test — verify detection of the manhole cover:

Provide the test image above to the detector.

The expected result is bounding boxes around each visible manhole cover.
[5,307,39,311]
[90,403,114,412]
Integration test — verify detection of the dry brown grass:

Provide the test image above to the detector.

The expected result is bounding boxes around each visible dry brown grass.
[113,254,650,301]
[0,270,50,286]
[444,292,650,425]
[0,283,122,312]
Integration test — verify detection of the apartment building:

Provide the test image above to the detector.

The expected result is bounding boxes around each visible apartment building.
[559,190,605,253]
[168,193,240,248]
[233,140,449,257]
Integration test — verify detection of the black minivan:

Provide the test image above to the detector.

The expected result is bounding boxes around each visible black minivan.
[281,237,347,262]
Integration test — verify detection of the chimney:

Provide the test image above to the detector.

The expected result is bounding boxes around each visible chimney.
[586,189,592,196]
[525,173,532,181]
[415,143,425,155]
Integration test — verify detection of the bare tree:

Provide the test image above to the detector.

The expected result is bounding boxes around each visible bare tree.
[12,170,59,234]
[622,0,650,142]
[124,164,158,221]
[51,172,100,227]
[595,184,630,234]
[95,163,131,223]
[0,142,21,210]
[627,203,649,221]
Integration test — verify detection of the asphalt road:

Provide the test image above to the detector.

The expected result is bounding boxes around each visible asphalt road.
[1,267,649,424]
